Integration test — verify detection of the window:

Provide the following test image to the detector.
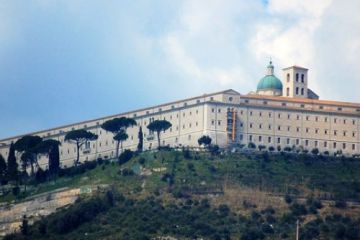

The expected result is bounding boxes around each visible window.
[278,113,281,119]
[324,141,327,148]
[315,129,319,134]
[277,138,281,144]
[296,87,299,95]
[343,131,347,137]
[287,138,290,144]
[319,106,324,110]
[325,130,328,135]
[249,135,253,141]
[325,117,328,122]
[301,74,304,83]
[268,137,271,143]
[353,132,356,137]
[263,101,268,105]
[212,108,215,113]
[297,115,300,120]
[228,97,233,102]
[286,88,290,96]
[244,99,249,103]
[287,126,290,131]
[250,111,253,116]
[296,73,299,82]
[259,124,262,129]
[296,139,299,145]
[269,112,272,118]
[300,104,305,108]
[306,128,309,133]
[297,127,300,132]
[211,120,215,126]
[353,120,356,125]
[315,141,318,147]
[305,140,309,146]
[306,116,309,121]
[268,124,272,130]
[282,102,287,107]
[250,123,253,128]
[278,126,281,131]
[343,143,346,149]
[197,99,201,103]
[301,88,304,95]
[287,114,290,119]
[334,118,337,123]
[352,144,355,150]
[334,130,337,136]
[287,73,290,82]
[315,116,318,122]
[218,120,221,126]
[338,107,342,111]
[259,112,262,117]
[333,142,337,148]
[218,109,221,113]
[210,97,214,101]
[259,136,262,142]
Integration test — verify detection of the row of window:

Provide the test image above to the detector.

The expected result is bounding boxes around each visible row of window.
[247,123,357,137]
[243,99,360,113]
[245,110,357,125]
[248,135,356,150]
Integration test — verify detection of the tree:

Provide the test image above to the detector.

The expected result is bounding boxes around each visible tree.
[198,135,212,148]
[147,120,172,148]
[64,129,98,166]
[0,154,7,194]
[7,143,18,184]
[137,126,143,152]
[14,135,43,175]
[101,117,136,158]
[20,215,29,236]
[36,139,61,180]
[114,129,128,154]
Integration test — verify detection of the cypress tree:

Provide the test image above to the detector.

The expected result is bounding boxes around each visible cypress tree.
[49,143,60,179]
[137,126,143,152]
[7,143,18,183]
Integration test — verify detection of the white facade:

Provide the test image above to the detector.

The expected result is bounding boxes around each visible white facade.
[0,64,359,170]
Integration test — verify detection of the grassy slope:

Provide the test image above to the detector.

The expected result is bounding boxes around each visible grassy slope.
[2,150,360,239]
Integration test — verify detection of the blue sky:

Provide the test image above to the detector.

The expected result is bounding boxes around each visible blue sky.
[0,0,359,139]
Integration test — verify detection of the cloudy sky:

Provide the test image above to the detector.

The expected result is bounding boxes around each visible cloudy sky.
[0,0,359,139]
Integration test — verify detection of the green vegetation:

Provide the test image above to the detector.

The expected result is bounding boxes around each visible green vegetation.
[1,149,360,239]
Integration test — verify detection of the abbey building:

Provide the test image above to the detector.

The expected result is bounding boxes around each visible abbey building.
[0,62,359,168]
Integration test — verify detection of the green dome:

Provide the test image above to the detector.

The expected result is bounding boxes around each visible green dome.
[257,75,283,91]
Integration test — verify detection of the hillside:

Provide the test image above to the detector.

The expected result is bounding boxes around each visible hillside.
[2,150,360,239]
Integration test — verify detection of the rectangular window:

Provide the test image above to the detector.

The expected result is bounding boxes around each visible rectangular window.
[305,140,309,146]
[324,141,327,148]
[287,138,290,145]
[277,138,281,144]
[249,135,253,141]
[259,136,262,142]
[352,144,355,150]
[268,137,271,143]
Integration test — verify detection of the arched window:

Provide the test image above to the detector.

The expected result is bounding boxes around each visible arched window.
[301,88,304,95]
[301,74,304,83]
[296,87,299,95]
[287,73,290,82]
[296,73,299,82]
[286,87,290,96]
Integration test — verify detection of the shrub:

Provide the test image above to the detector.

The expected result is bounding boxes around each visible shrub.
[268,146,275,152]
[258,145,266,151]
[118,150,133,165]
[284,195,292,204]
[311,148,319,155]
[138,158,146,165]
[248,142,256,149]
[334,200,347,209]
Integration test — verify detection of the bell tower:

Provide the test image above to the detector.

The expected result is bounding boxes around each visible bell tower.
[282,66,308,98]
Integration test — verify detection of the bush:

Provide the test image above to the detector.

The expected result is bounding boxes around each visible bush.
[290,203,307,216]
[268,146,275,152]
[311,148,319,155]
[118,150,133,165]
[334,200,347,209]
[138,158,146,165]
[248,142,256,149]
[121,168,134,176]
[284,195,292,204]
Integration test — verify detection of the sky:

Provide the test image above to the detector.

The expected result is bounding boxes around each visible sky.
[0,0,359,139]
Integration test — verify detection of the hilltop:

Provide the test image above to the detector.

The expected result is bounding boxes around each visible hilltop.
[1,149,360,239]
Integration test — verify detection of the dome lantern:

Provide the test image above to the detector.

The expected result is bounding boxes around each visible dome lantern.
[256,61,283,96]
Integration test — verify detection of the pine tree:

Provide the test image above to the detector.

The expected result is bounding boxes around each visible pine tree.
[7,143,18,184]
[0,154,7,194]
[137,126,143,152]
